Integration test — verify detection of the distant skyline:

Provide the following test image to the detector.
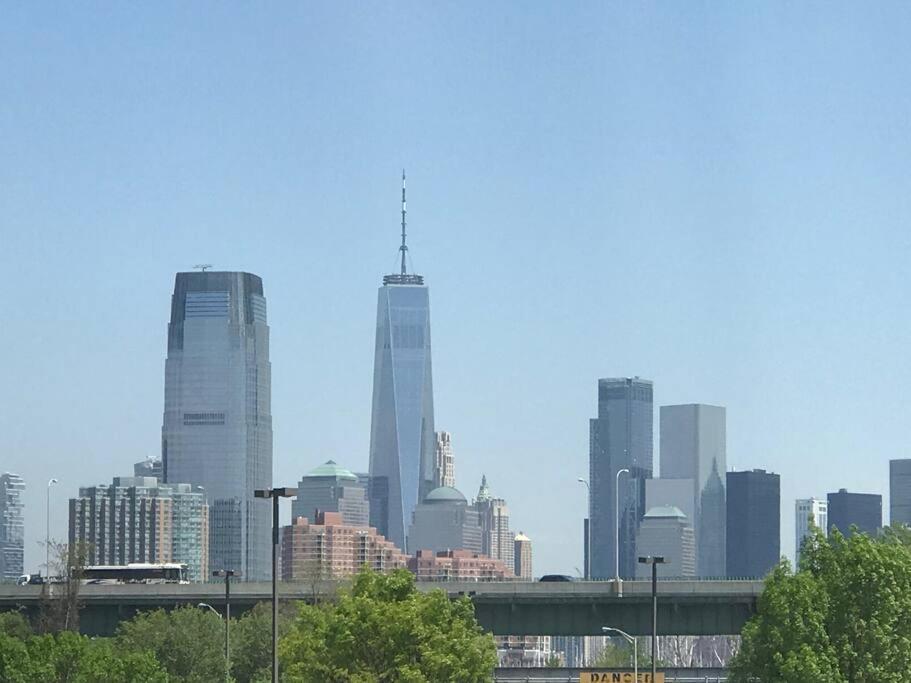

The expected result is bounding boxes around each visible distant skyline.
[2,3,911,575]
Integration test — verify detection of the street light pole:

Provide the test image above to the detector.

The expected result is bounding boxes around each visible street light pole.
[638,555,666,681]
[615,469,629,585]
[46,478,58,578]
[255,487,297,683]
[601,626,637,681]
[213,569,236,682]
[576,478,590,579]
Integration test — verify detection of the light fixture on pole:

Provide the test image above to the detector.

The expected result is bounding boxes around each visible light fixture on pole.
[615,468,629,588]
[602,626,637,680]
[638,555,666,681]
[255,487,297,683]
[46,478,58,579]
[576,478,591,580]
[213,569,237,682]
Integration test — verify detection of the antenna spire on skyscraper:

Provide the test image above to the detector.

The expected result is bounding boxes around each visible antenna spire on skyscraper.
[400,169,408,276]
[383,170,424,286]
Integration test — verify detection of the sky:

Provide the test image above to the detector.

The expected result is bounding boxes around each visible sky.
[2,2,910,576]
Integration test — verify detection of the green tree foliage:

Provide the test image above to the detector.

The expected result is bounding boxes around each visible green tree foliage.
[230,601,295,683]
[731,529,911,682]
[0,631,166,683]
[0,611,32,640]
[280,568,497,682]
[116,605,225,682]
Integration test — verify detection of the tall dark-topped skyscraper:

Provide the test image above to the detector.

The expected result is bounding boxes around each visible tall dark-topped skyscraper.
[726,469,779,578]
[161,270,272,580]
[827,488,882,537]
[889,459,911,526]
[589,377,653,579]
[368,173,435,552]
[660,404,726,577]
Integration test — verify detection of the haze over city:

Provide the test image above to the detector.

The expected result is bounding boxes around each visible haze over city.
[3,3,910,577]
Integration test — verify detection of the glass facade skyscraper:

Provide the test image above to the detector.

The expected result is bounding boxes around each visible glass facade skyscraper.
[827,488,882,537]
[660,404,726,577]
[0,473,25,580]
[726,469,780,578]
[889,459,911,526]
[161,271,272,580]
[589,377,653,579]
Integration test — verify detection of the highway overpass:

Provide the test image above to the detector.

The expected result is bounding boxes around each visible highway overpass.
[0,580,762,637]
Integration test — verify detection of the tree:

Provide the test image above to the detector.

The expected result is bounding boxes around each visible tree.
[0,611,32,640]
[731,529,911,682]
[38,540,90,634]
[230,601,295,683]
[116,605,224,682]
[280,568,497,682]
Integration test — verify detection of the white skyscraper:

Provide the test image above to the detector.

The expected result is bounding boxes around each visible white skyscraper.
[433,431,455,489]
[0,473,25,580]
[161,271,272,580]
[795,498,827,565]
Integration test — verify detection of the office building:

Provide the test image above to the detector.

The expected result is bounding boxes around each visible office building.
[408,486,481,555]
[408,549,512,581]
[589,377,653,579]
[635,506,696,579]
[161,271,272,580]
[368,174,436,552]
[433,431,455,489]
[645,478,695,526]
[795,498,827,564]
[475,476,514,570]
[134,457,163,480]
[0,473,25,580]
[514,532,533,580]
[496,636,553,668]
[890,459,911,526]
[726,469,779,578]
[660,404,726,577]
[69,476,209,581]
[281,512,408,581]
[291,461,369,528]
[827,489,882,537]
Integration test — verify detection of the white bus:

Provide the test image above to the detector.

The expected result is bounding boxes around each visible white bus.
[80,563,189,584]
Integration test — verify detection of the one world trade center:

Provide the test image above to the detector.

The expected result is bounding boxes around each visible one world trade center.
[368,173,435,552]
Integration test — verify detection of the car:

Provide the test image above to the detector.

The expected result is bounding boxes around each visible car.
[538,574,577,582]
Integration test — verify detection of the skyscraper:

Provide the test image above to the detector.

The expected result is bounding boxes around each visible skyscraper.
[889,459,911,526]
[827,489,882,537]
[660,404,726,577]
[795,497,827,564]
[635,506,696,578]
[291,460,369,528]
[433,431,455,489]
[161,271,272,580]
[514,532,533,580]
[134,457,163,480]
[0,473,25,580]
[589,377,653,579]
[726,469,779,578]
[368,174,435,552]
[475,476,514,569]
[408,486,481,555]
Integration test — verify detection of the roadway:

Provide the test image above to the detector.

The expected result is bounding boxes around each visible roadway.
[0,579,762,637]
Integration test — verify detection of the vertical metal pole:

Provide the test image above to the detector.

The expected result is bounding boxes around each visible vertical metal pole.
[651,561,658,681]
[225,574,231,683]
[272,494,279,683]
[46,485,51,577]
[615,472,620,581]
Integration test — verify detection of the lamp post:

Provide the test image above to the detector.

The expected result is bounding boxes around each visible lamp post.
[602,626,637,681]
[255,487,297,683]
[46,478,58,579]
[615,468,629,586]
[576,478,590,579]
[198,602,219,617]
[213,569,237,682]
[638,555,666,681]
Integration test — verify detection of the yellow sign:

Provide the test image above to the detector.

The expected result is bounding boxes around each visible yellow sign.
[580,673,665,683]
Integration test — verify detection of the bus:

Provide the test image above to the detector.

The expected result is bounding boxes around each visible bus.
[79,563,189,584]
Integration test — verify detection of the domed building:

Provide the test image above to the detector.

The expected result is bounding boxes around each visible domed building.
[291,460,369,528]
[407,485,482,554]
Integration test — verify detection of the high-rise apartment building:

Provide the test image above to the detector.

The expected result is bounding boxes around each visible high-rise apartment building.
[514,532,533,580]
[134,457,163,480]
[660,404,726,577]
[475,476,514,570]
[292,461,369,528]
[726,469,780,578]
[408,486,481,555]
[281,512,409,580]
[827,489,882,537]
[795,498,827,564]
[69,476,209,581]
[368,176,435,552]
[889,459,911,526]
[635,506,696,578]
[0,473,25,580]
[589,377,653,579]
[433,431,455,489]
[161,271,272,580]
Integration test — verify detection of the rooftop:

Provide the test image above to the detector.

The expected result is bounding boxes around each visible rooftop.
[303,460,357,481]
[644,505,688,519]
[424,486,467,504]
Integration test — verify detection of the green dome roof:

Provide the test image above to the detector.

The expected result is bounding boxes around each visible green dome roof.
[424,486,467,504]
[303,460,357,480]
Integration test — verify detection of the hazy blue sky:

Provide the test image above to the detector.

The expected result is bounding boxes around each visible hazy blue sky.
[2,3,910,575]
